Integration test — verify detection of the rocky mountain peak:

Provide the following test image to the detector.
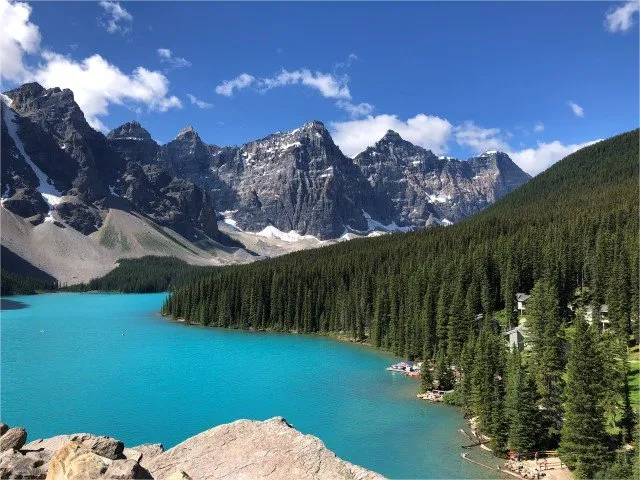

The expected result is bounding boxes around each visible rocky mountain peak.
[469,150,531,182]
[175,125,200,141]
[380,129,403,143]
[301,120,327,132]
[107,121,153,141]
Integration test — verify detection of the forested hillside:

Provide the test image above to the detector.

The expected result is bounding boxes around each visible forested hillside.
[64,256,215,293]
[0,269,58,295]
[1,246,58,295]
[163,129,639,478]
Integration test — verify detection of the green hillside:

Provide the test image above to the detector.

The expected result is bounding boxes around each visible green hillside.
[63,256,215,293]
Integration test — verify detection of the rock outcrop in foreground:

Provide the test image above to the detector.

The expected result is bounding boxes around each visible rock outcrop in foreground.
[0,417,384,480]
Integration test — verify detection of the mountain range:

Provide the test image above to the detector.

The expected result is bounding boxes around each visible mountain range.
[0,82,530,284]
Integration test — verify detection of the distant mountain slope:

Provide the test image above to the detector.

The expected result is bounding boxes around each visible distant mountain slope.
[353,130,531,226]
[0,83,248,285]
[135,121,530,238]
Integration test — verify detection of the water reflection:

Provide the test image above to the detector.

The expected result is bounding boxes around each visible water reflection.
[1,299,29,310]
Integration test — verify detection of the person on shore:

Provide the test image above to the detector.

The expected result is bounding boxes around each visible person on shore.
[534,451,538,463]
[517,452,521,462]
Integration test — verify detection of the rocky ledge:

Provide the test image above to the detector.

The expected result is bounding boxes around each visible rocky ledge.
[0,417,384,480]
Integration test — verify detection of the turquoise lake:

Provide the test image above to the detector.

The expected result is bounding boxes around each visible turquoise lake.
[1,293,496,479]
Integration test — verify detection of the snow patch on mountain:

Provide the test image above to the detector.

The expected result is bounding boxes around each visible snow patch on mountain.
[428,193,451,204]
[255,225,321,243]
[2,101,62,211]
[362,211,413,233]
[220,210,240,229]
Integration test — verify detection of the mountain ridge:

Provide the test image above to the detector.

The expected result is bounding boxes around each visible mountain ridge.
[1,81,531,285]
[115,115,530,237]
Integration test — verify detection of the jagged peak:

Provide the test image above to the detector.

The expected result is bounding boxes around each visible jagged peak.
[478,149,507,157]
[4,82,75,106]
[381,129,403,142]
[107,120,152,141]
[301,120,326,131]
[8,81,46,97]
[175,125,200,141]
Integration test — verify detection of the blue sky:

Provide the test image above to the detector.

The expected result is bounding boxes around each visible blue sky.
[1,1,638,174]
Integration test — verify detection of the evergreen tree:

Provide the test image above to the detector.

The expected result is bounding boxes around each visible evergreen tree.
[506,349,542,453]
[434,348,453,390]
[420,361,434,393]
[490,379,508,455]
[527,278,565,444]
[594,452,633,480]
[633,435,639,480]
[559,317,609,479]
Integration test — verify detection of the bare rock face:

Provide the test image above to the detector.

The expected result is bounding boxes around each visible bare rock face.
[1,418,383,480]
[1,448,50,479]
[67,434,124,461]
[1,83,221,244]
[103,458,152,479]
[45,441,110,480]
[128,444,164,471]
[145,417,385,480]
[164,471,191,480]
[143,121,531,238]
[24,433,124,461]
[1,428,27,452]
[353,130,531,226]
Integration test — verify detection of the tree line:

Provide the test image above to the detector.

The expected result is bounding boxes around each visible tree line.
[0,269,58,295]
[62,256,217,293]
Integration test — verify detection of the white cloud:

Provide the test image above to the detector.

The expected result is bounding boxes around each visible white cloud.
[187,93,213,109]
[454,121,509,152]
[454,120,599,175]
[0,0,181,131]
[534,122,545,132]
[0,0,41,82]
[156,48,191,69]
[33,52,182,130]
[335,100,374,118]
[567,101,584,117]
[98,1,132,35]
[215,68,351,100]
[604,1,640,33]
[330,113,453,157]
[215,73,256,97]
[508,139,601,176]
[260,69,351,99]
[157,48,171,59]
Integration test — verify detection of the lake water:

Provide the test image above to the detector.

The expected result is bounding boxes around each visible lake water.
[1,293,496,479]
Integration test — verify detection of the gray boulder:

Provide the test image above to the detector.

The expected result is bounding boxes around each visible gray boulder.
[145,417,384,480]
[44,441,109,480]
[0,448,50,479]
[25,433,123,460]
[103,458,152,479]
[127,444,163,470]
[1,428,27,452]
